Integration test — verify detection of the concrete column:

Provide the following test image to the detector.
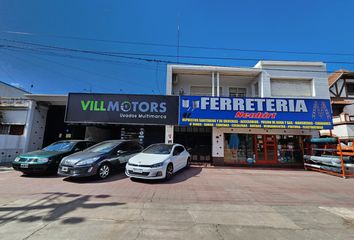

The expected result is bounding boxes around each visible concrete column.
[23,101,35,153]
[212,127,224,165]
[165,125,174,144]
[212,72,215,96]
[166,65,173,95]
[217,72,220,96]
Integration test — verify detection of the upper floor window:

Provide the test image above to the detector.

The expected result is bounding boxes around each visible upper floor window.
[0,124,24,135]
[346,82,354,96]
[229,88,246,97]
[270,79,313,97]
[254,82,259,96]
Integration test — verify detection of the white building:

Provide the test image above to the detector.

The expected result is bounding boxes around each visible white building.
[323,70,354,138]
[0,82,47,164]
[165,61,331,166]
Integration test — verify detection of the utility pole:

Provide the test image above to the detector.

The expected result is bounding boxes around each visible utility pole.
[177,13,180,64]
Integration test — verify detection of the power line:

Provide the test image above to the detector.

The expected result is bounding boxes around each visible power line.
[2,30,354,57]
[0,43,332,74]
[2,38,354,67]
[1,43,166,72]
[0,38,343,74]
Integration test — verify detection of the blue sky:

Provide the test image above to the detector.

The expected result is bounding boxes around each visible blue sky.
[1,0,354,94]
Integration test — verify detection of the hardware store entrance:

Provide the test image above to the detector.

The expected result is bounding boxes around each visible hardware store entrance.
[224,133,305,166]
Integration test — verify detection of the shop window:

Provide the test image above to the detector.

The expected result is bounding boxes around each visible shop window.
[224,133,254,164]
[229,88,246,97]
[276,135,303,163]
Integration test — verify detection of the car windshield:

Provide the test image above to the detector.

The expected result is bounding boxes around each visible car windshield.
[142,144,173,154]
[42,141,76,152]
[85,141,119,153]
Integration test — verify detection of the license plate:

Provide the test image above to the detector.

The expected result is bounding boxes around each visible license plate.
[133,168,143,173]
[20,163,29,168]
[61,167,69,172]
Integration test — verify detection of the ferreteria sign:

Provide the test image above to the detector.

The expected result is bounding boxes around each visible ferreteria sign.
[179,96,333,130]
[65,93,179,125]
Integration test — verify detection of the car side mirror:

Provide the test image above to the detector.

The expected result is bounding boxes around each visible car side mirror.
[117,150,126,155]
[74,148,81,152]
[173,151,179,156]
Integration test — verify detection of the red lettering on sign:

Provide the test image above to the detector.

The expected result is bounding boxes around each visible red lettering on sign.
[235,112,277,119]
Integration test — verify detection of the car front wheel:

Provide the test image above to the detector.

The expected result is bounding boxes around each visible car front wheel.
[165,163,173,180]
[97,163,110,179]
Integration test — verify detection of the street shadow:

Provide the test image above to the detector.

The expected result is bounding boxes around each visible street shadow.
[63,169,128,184]
[210,165,306,172]
[20,173,63,179]
[130,166,202,184]
[0,192,123,225]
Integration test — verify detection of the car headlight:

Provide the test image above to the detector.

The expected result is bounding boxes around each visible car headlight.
[75,157,100,166]
[150,162,164,168]
[37,158,49,163]
[14,157,21,162]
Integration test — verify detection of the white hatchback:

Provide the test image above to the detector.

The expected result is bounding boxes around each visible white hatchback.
[125,143,191,180]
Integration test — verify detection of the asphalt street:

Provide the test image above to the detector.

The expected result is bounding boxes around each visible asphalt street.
[0,166,353,240]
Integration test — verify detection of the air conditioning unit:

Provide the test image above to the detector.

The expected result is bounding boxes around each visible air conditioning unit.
[172,73,178,85]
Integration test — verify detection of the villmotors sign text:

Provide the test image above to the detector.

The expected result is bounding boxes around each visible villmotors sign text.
[65,93,179,125]
[80,100,167,113]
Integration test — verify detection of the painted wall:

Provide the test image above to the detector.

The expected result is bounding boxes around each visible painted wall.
[0,101,48,163]
[0,82,27,98]
[343,104,354,115]
[258,64,329,99]
[25,103,48,152]
[0,135,26,163]
[329,79,346,98]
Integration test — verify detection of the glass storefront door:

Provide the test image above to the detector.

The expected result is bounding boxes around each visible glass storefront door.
[254,135,278,164]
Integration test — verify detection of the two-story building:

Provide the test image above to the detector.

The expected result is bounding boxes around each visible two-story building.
[323,70,354,138]
[165,61,332,166]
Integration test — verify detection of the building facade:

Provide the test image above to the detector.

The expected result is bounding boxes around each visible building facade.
[165,61,331,166]
[321,70,354,138]
[0,82,47,164]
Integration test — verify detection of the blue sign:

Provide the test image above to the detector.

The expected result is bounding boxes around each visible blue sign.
[179,96,333,130]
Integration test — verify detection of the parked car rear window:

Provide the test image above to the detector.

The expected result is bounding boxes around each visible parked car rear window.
[86,141,119,153]
[142,144,173,154]
[43,141,76,152]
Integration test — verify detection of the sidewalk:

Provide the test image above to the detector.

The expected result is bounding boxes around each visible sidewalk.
[0,163,13,172]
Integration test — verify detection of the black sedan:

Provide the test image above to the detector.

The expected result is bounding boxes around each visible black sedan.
[58,140,143,179]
